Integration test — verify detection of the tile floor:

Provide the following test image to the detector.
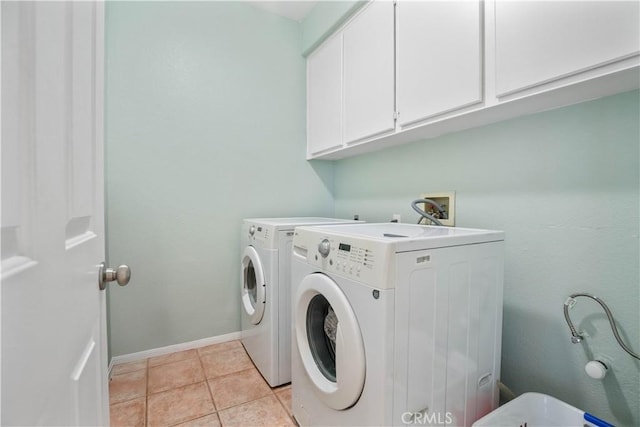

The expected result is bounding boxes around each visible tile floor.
[109,340,295,426]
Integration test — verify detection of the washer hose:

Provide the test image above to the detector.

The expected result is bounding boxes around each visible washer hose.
[411,199,447,226]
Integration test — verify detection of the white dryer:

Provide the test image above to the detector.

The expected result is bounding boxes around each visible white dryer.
[240,217,360,387]
[291,223,505,426]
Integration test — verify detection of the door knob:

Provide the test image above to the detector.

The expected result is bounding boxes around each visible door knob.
[99,262,131,290]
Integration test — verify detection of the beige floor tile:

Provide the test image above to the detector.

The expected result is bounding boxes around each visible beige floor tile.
[109,369,147,404]
[110,397,145,427]
[147,382,215,427]
[148,358,205,394]
[275,387,292,416]
[111,359,148,376]
[218,395,294,427]
[208,369,272,410]
[197,340,242,357]
[200,347,254,379]
[149,348,198,368]
[110,344,301,426]
[173,413,222,427]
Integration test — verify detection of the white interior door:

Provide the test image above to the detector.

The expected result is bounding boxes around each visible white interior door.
[1,1,109,425]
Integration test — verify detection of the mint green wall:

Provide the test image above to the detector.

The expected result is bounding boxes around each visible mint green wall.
[333,91,640,426]
[301,0,364,55]
[105,1,333,357]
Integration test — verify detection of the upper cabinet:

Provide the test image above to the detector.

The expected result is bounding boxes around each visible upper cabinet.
[396,0,483,127]
[343,1,395,144]
[306,0,640,160]
[495,1,640,98]
[307,33,343,156]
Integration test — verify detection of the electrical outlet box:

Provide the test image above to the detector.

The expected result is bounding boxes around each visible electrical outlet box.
[419,191,456,226]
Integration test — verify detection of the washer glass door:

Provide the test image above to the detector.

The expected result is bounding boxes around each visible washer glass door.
[241,246,266,325]
[294,273,365,410]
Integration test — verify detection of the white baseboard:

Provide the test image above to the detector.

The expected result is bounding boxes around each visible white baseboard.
[109,331,242,370]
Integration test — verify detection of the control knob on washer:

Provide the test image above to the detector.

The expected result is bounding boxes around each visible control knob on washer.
[249,225,256,236]
[318,239,331,258]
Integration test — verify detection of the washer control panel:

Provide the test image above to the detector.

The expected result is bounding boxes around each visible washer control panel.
[293,227,395,289]
[332,241,374,277]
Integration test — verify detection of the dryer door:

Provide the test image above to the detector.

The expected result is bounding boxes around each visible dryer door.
[294,273,365,410]
[241,246,266,325]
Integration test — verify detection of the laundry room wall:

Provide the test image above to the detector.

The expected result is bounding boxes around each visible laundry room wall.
[105,2,334,358]
[332,90,640,426]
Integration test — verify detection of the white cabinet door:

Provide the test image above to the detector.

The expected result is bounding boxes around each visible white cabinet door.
[343,1,395,144]
[1,1,109,425]
[397,0,482,127]
[495,1,640,97]
[307,33,343,156]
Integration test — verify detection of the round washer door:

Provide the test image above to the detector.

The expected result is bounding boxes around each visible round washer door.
[294,273,365,410]
[241,246,266,325]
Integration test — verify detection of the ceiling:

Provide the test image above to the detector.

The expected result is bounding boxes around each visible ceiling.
[246,1,319,22]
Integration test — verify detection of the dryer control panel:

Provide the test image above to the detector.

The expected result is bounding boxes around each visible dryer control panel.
[245,223,269,242]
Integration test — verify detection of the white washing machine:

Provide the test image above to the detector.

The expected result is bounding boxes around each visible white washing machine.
[240,217,360,387]
[291,223,505,426]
